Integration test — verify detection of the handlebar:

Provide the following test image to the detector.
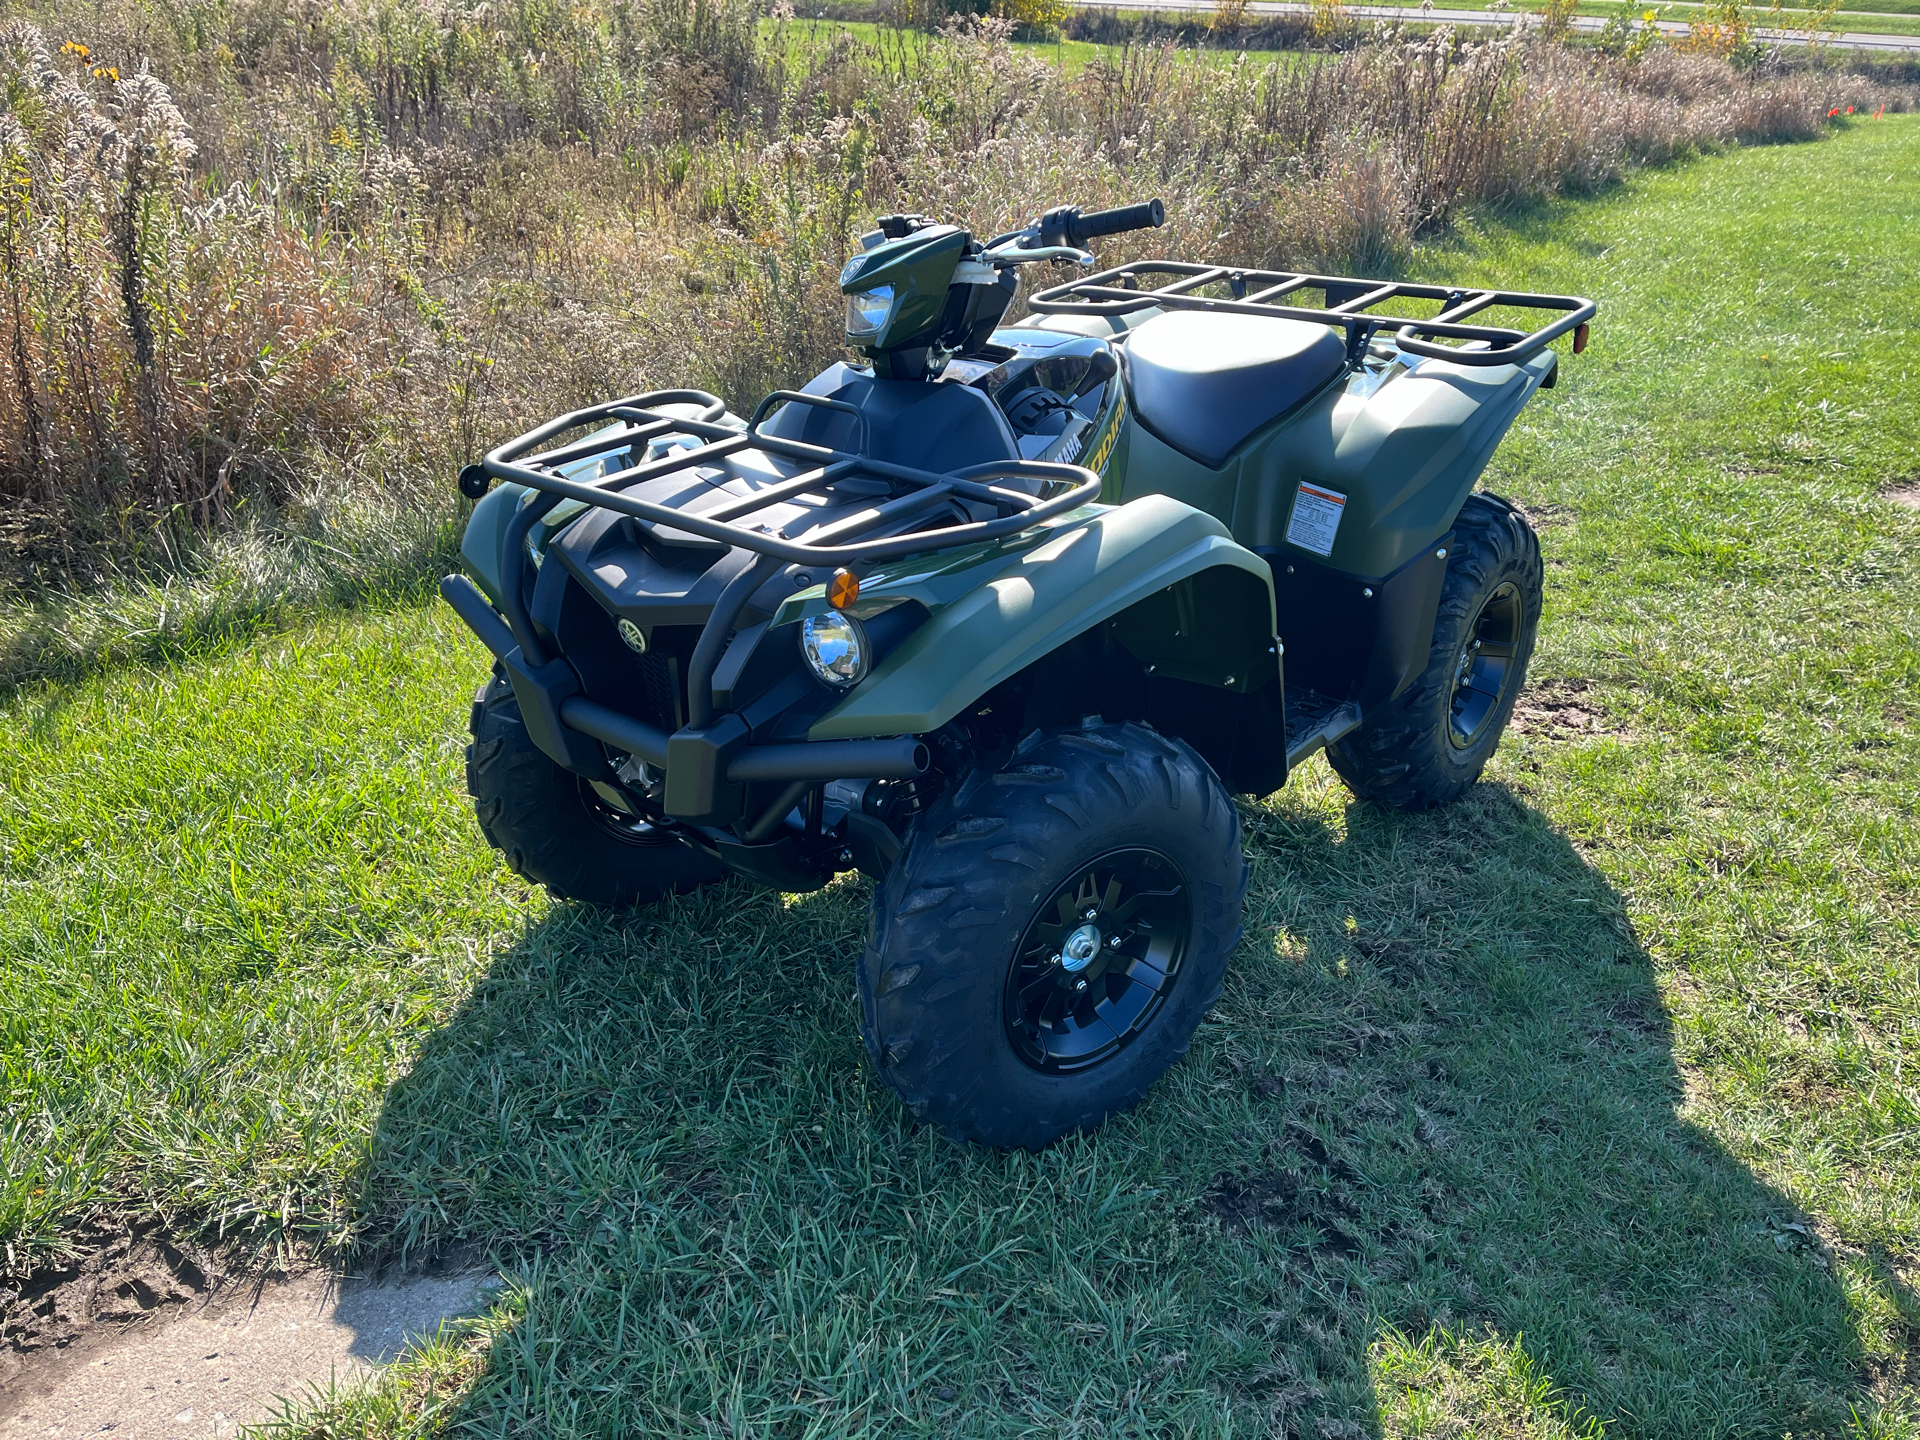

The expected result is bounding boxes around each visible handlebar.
[1038,199,1165,250]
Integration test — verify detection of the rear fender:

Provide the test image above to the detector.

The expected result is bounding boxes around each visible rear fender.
[801,494,1275,741]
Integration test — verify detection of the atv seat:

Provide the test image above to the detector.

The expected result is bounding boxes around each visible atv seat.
[1125,311,1348,469]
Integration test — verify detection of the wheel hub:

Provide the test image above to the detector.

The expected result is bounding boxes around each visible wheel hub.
[1060,921,1102,972]
[1448,580,1522,750]
[1004,848,1191,1074]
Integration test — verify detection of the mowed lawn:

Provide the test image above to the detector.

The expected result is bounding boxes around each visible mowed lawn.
[3,117,1918,1437]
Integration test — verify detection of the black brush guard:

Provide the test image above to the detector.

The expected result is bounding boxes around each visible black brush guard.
[1030,263,1595,365]
[444,387,1101,819]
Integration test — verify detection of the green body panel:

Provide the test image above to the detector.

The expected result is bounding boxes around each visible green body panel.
[461,415,646,606]
[797,495,1273,741]
[1030,307,1553,578]
[1111,349,1556,579]
[460,481,526,607]
[460,483,594,609]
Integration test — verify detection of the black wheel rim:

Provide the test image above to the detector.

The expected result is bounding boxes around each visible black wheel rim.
[1449,580,1522,750]
[1003,848,1191,1074]
[578,776,676,848]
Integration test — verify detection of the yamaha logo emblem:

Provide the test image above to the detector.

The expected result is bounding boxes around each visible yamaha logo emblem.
[617,618,648,654]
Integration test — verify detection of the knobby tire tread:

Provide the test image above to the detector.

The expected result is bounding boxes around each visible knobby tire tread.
[857,719,1248,1150]
[464,673,722,906]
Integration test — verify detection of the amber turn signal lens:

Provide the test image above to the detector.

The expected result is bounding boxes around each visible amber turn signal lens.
[827,568,860,610]
[1572,321,1590,355]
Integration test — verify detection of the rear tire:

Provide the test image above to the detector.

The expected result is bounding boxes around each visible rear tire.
[1326,491,1543,811]
[466,674,724,906]
[858,719,1247,1150]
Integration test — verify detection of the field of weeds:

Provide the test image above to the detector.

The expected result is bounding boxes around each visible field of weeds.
[0,0,1910,680]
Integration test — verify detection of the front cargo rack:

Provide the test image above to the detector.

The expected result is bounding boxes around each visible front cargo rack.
[465,385,1100,687]
[477,386,1101,568]
[1029,263,1596,366]
[446,387,1104,801]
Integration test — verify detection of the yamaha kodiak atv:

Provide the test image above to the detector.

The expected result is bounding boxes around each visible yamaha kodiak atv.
[441,199,1595,1149]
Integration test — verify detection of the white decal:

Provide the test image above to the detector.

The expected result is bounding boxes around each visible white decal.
[1285,482,1347,558]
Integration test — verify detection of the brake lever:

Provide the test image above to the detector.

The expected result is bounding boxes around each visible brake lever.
[985,243,1096,268]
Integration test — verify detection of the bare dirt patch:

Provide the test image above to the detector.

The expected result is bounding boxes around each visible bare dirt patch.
[1884,481,1920,511]
[1508,678,1621,741]
[1203,1170,1363,1255]
[1518,502,1577,531]
[2,1217,225,1369]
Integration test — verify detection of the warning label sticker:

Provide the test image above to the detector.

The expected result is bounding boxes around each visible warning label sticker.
[1285,482,1347,557]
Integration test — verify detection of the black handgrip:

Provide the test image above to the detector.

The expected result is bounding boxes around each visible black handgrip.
[1037,199,1166,250]
[1068,199,1164,246]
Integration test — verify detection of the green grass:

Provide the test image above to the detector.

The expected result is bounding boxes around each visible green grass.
[1550,0,1920,37]
[5,117,1919,1436]
[1082,0,1920,39]
[768,17,1306,70]
[1792,0,1920,15]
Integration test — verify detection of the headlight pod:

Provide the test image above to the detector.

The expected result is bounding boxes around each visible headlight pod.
[844,285,894,339]
[800,611,870,689]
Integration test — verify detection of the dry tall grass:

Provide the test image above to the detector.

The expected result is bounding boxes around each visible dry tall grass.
[0,0,1909,636]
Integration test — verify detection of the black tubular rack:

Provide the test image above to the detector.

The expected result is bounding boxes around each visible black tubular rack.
[1029,263,1596,366]
[476,387,1102,669]
[448,389,1104,806]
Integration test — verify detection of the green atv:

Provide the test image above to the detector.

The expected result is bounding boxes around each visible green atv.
[442,199,1595,1149]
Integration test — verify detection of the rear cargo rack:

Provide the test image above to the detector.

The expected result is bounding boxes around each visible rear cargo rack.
[1029,263,1595,367]
[479,386,1101,568]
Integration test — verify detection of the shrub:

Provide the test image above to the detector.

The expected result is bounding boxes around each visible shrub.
[0,23,389,569]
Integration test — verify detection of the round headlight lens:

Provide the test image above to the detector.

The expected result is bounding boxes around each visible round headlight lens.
[800,612,869,689]
[845,285,894,338]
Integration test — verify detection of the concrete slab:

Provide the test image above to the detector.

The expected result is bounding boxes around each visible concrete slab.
[0,1270,494,1439]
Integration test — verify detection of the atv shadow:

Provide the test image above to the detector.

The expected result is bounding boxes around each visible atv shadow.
[352,772,1911,1436]
[1201,777,1915,1434]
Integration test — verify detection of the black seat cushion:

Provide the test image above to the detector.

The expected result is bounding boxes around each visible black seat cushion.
[1124,312,1348,469]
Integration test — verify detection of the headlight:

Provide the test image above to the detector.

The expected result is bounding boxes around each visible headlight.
[845,285,894,338]
[800,612,869,689]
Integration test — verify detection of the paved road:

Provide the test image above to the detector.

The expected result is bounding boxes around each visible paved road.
[1066,0,1920,52]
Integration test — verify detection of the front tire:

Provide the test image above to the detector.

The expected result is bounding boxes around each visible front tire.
[858,720,1248,1150]
[1326,491,1543,811]
[466,674,724,906]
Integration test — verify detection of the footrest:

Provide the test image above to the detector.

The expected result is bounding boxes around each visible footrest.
[1284,689,1362,770]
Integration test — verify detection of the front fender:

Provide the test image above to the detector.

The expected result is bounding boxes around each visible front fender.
[459,481,528,607]
[806,494,1273,741]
